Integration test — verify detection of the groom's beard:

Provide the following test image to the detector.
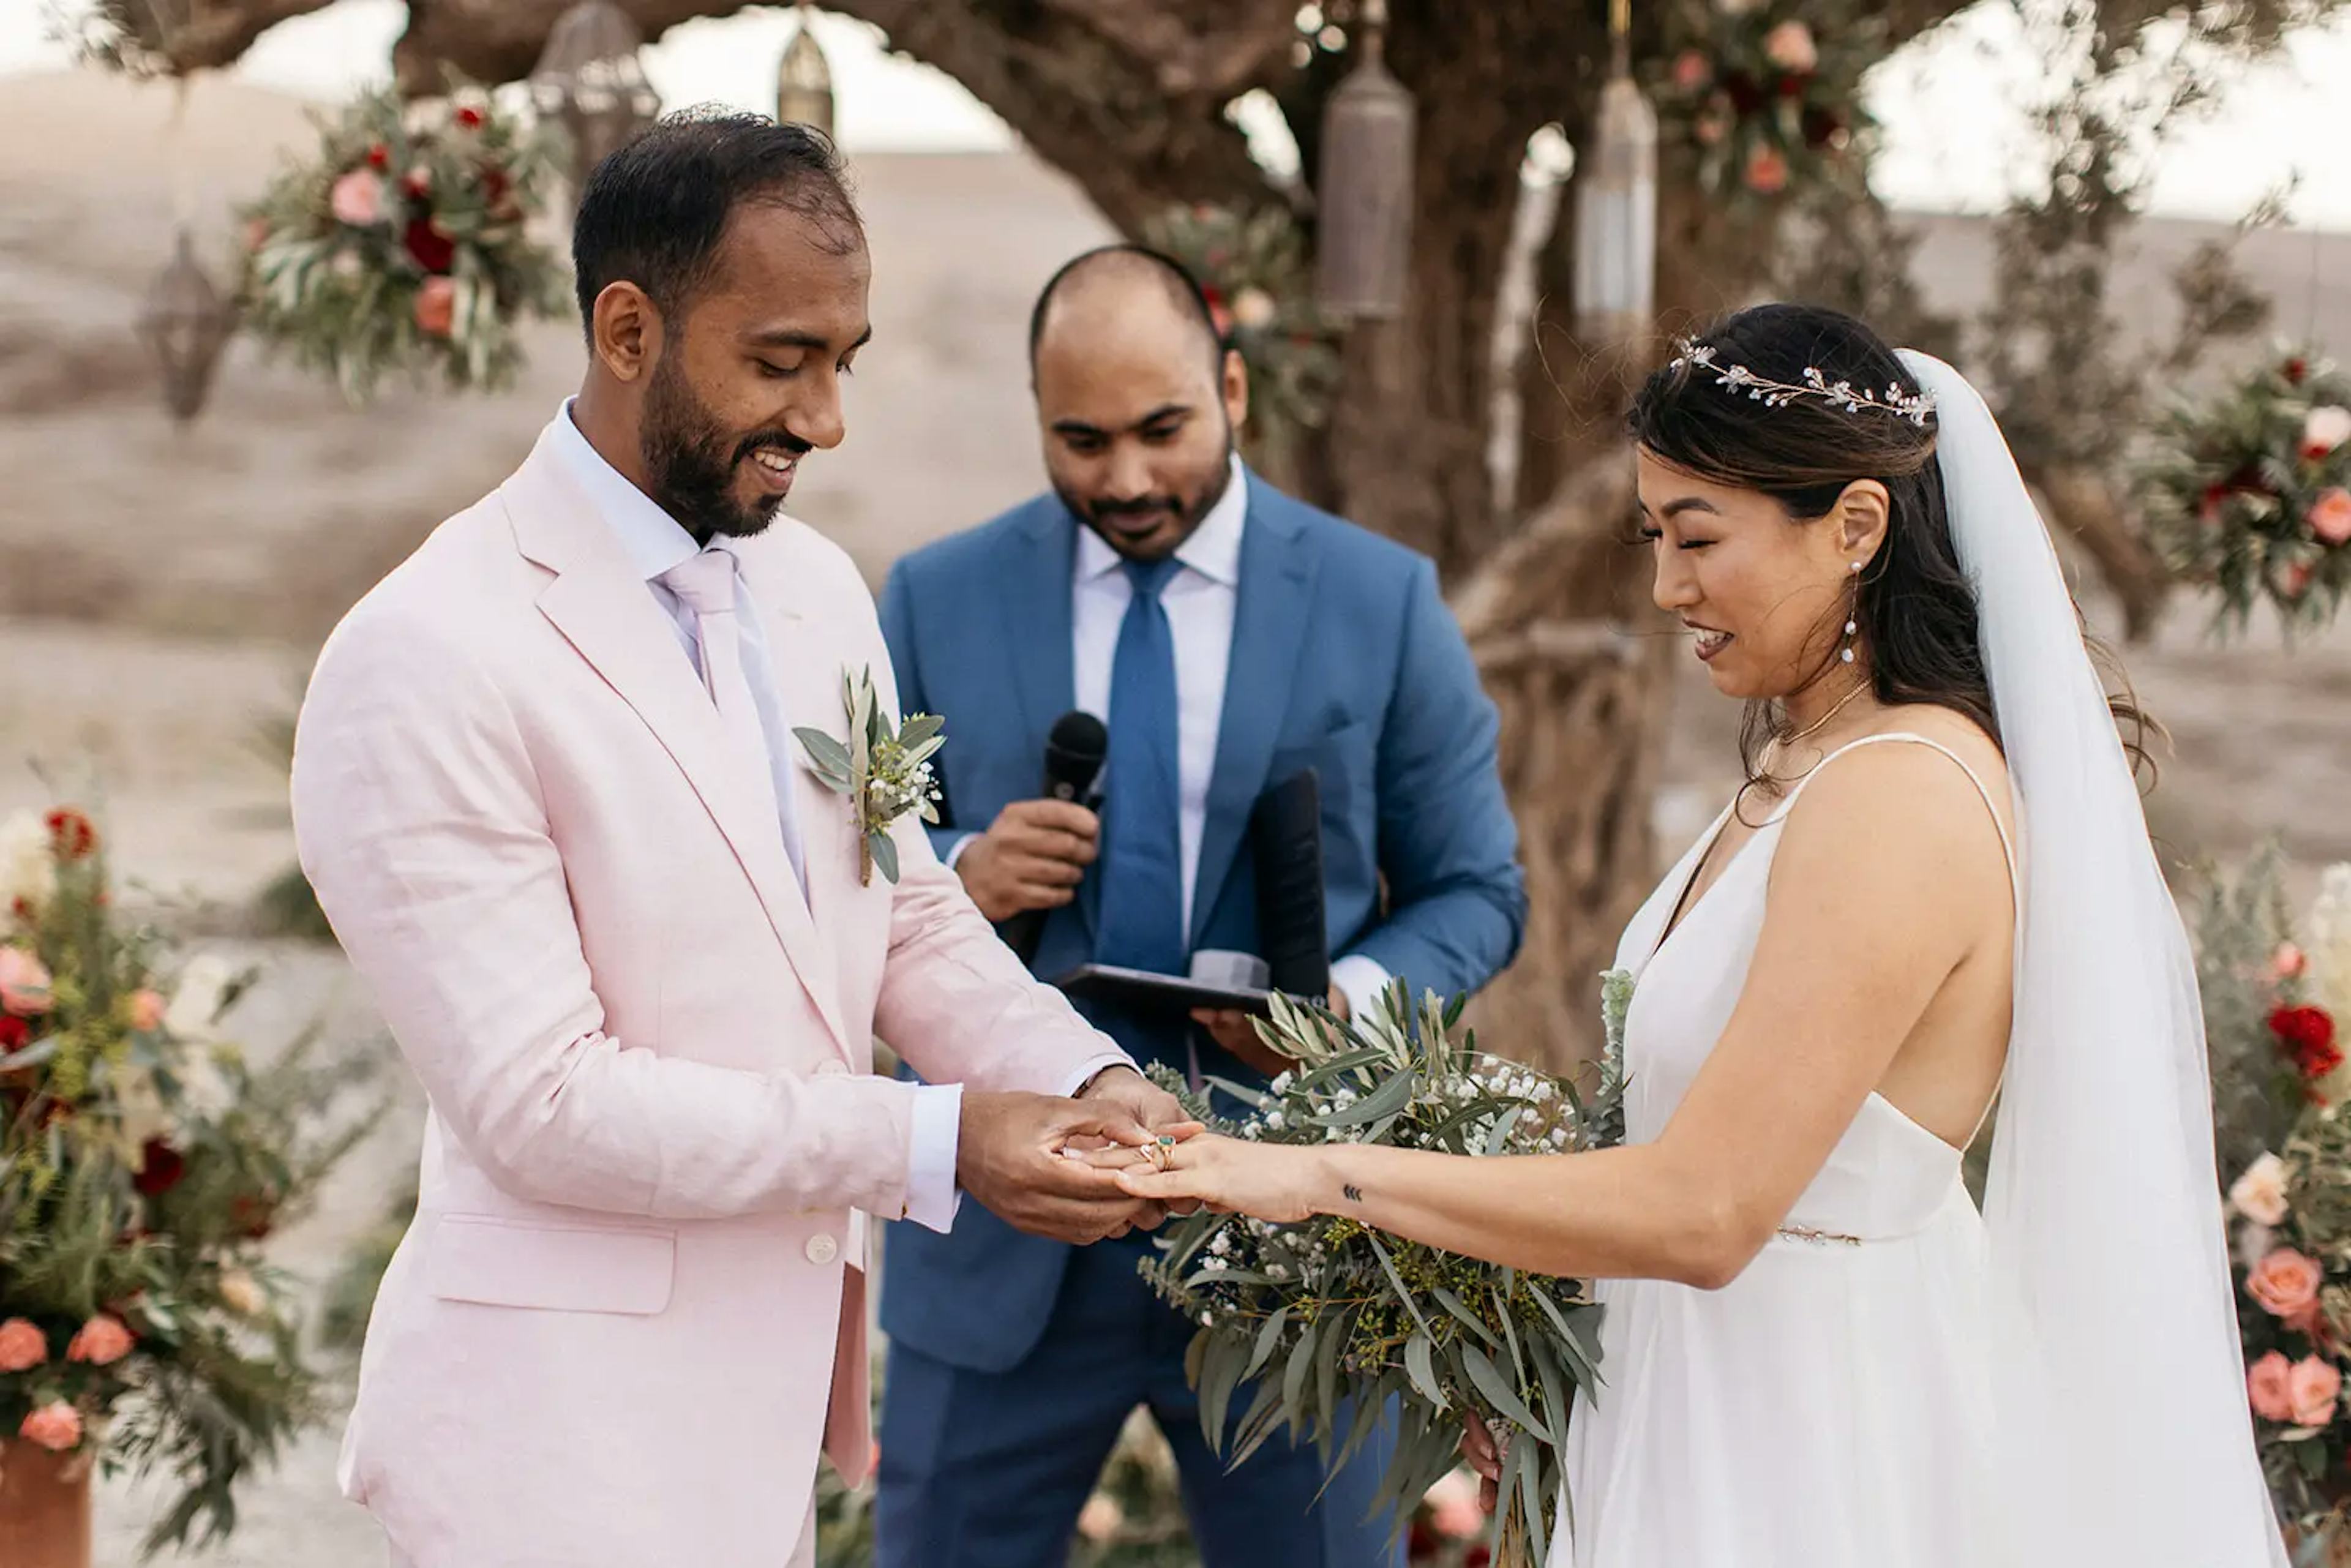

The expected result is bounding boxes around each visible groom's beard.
[640,354,811,544]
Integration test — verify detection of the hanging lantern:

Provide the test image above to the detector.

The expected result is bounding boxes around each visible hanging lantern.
[1571,0,1659,345]
[530,0,664,189]
[137,230,236,424]
[775,5,835,137]
[1313,0,1415,322]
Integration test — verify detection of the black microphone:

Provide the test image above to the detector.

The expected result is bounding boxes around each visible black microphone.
[1000,711,1108,967]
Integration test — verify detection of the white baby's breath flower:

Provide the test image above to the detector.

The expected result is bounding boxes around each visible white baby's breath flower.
[1265,1111,1286,1131]
[1270,1071,1294,1094]
[2230,1152,2291,1226]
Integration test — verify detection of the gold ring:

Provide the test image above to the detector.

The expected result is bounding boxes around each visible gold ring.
[1146,1140,1171,1170]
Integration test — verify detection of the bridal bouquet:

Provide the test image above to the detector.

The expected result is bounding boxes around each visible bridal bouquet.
[0,806,380,1551]
[1140,983,1627,1567]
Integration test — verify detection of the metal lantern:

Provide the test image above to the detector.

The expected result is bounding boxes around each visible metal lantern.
[1570,0,1659,345]
[1313,0,1415,322]
[530,0,663,189]
[137,230,236,424]
[775,5,835,137]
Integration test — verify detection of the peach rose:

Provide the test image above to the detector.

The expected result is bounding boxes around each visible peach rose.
[2250,1350,2295,1422]
[66,1315,132,1367]
[1076,1493,1124,1542]
[1671,50,1712,92]
[2309,487,2351,547]
[0,1318,47,1373]
[18,1401,81,1453]
[217,1269,264,1318]
[2292,1356,2343,1427]
[414,276,459,339]
[126,989,165,1032]
[1231,287,1277,331]
[2274,942,2311,981]
[1744,144,1791,195]
[329,168,384,227]
[1425,1468,1487,1539]
[0,947,51,1015]
[2249,1247,2325,1325]
[1763,20,1818,73]
[2231,1152,2292,1227]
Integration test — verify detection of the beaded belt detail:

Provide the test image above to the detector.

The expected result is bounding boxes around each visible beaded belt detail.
[1774,1224,1864,1246]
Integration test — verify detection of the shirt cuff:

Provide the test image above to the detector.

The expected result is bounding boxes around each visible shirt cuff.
[1057,1051,1141,1100]
[942,832,978,870]
[1329,955,1393,1028]
[902,1083,964,1233]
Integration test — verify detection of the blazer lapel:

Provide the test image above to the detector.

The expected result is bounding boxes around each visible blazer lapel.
[501,435,852,1054]
[1190,484,1317,949]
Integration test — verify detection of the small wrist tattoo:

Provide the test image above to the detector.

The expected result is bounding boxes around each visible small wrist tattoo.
[1341,1183,1365,1204]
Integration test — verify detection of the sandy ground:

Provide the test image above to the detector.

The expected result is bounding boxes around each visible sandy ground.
[4,61,2349,1566]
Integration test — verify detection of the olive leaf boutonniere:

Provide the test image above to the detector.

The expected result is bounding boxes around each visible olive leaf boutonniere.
[793,666,944,886]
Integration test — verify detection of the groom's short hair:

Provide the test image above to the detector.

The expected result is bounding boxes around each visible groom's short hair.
[571,109,861,337]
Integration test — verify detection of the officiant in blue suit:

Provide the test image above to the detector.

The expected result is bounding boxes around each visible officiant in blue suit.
[874,245,1526,1567]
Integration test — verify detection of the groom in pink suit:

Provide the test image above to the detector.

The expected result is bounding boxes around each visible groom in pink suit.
[291,113,1187,1568]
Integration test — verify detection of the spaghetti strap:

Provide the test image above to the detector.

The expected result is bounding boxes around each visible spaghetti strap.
[1764,732,2022,910]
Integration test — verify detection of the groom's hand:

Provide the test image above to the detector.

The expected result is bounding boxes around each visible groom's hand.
[956,1091,1158,1244]
[1075,1065,1198,1223]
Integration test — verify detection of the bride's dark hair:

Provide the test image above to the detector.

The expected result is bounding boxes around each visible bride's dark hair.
[1627,301,2151,793]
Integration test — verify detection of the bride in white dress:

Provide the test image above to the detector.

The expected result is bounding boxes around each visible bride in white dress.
[1116,304,2282,1565]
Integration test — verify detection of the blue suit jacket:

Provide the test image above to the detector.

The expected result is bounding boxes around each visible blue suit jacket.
[877,473,1525,1371]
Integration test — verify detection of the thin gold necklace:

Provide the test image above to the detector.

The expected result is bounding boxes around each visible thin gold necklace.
[1778,676,1870,749]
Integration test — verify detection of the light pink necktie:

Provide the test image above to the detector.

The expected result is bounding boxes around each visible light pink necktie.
[659,549,795,891]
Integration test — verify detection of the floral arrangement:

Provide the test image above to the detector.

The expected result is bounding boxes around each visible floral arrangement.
[237,84,568,403]
[1139,984,1625,1566]
[0,806,378,1551]
[2196,850,2351,1544]
[1141,203,1340,475]
[2139,351,2351,634]
[795,666,943,887]
[1651,4,1878,200]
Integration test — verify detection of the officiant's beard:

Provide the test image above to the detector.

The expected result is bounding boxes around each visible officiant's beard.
[640,352,810,543]
[1056,425,1238,564]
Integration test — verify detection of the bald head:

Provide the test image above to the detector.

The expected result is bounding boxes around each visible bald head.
[1028,246,1248,562]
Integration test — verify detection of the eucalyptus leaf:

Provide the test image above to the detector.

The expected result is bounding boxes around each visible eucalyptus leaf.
[1313,1067,1419,1128]
[868,830,900,885]
[1247,1304,1292,1380]
[795,727,854,781]
[898,713,945,748]
[1431,1286,1501,1349]
[1403,1330,1446,1408]
[1462,1341,1555,1447]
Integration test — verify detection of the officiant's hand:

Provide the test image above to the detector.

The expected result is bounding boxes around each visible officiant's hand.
[1459,1412,1504,1517]
[956,800,1099,923]
[958,1091,1161,1244]
[1190,987,1351,1077]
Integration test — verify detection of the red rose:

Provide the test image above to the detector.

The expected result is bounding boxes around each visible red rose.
[2272,1005,2343,1079]
[8,897,31,923]
[229,1192,277,1240]
[1777,73,1807,99]
[132,1141,185,1197]
[1721,69,1768,116]
[2288,358,2311,385]
[456,105,486,130]
[366,142,391,170]
[1800,105,1843,149]
[403,216,457,276]
[44,809,96,861]
[0,1015,26,1052]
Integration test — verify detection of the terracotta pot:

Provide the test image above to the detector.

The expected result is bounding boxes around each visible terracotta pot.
[0,1441,92,1568]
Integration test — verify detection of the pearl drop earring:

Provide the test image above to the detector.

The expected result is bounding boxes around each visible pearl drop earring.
[1842,560,1862,664]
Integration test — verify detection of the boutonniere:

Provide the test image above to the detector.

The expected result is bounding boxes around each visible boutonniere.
[794,666,944,887]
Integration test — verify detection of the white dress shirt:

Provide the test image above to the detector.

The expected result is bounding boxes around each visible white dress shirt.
[1061,456,1391,1021]
[550,404,968,1232]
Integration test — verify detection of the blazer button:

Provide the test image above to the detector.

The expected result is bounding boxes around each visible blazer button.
[815,1060,847,1077]
[805,1233,839,1266]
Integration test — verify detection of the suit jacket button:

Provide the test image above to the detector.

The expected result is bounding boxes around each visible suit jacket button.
[805,1233,839,1266]
[814,1059,848,1077]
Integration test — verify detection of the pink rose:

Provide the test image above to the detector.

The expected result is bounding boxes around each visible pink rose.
[66,1315,132,1367]
[2274,942,2310,981]
[2309,487,2351,547]
[2230,1153,2291,1228]
[2304,406,2351,462]
[2292,1356,2343,1427]
[1671,50,1712,92]
[1763,20,1818,73]
[2250,1351,2295,1422]
[329,168,384,227]
[1744,144,1791,195]
[0,946,51,1015]
[1425,1469,1487,1539]
[127,989,165,1032]
[2249,1247,2325,1326]
[413,276,458,339]
[0,1318,47,1373]
[18,1401,81,1453]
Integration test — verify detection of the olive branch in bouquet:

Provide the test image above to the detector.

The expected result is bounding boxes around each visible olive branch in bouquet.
[1140,981,1626,1567]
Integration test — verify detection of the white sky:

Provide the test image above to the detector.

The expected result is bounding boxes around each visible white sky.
[3,0,2345,228]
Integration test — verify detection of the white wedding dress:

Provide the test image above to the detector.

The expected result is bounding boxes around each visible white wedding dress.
[1557,734,2012,1567]
[1548,349,2285,1567]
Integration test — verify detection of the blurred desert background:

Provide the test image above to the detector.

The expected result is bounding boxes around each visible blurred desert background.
[2,50,2347,1565]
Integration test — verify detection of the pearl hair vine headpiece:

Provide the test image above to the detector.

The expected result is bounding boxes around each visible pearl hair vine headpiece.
[1670,337,1937,427]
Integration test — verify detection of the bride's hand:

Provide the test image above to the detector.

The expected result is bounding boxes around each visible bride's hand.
[1459,1411,1502,1516]
[1109,1131,1330,1224]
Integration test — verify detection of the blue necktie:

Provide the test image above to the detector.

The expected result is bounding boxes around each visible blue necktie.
[1096,557,1187,976]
